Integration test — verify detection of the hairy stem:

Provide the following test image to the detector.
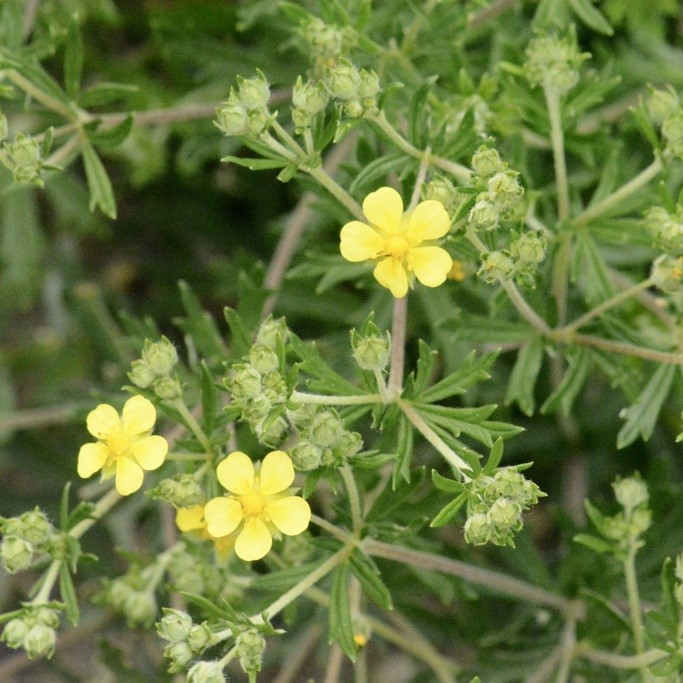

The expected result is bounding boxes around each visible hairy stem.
[624,547,648,682]
[387,295,408,400]
[340,464,363,535]
[289,390,381,405]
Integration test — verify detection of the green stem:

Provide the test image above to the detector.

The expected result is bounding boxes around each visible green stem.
[310,514,356,544]
[340,464,363,535]
[398,400,472,476]
[172,400,213,456]
[31,560,61,604]
[574,158,663,227]
[362,538,577,614]
[408,147,431,210]
[369,111,471,183]
[577,644,667,669]
[387,295,407,400]
[567,333,683,365]
[624,547,647,682]
[218,645,238,668]
[271,119,306,157]
[306,165,365,220]
[289,390,381,405]
[561,279,655,334]
[5,69,75,119]
[544,86,570,221]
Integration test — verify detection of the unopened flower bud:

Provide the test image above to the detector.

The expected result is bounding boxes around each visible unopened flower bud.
[157,609,193,643]
[226,364,262,401]
[352,333,391,371]
[237,73,270,110]
[524,32,589,94]
[187,622,212,652]
[422,176,459,213]
[153,376,183,400]
[236,627,266,675]
[646,86,680,125]
[1,536,34,573]
[292,77,329,116]
[488,498,522,532]
[662,109,683,159]
[629,508,652,537]
[290,440,323,471]
[246,108,270,136]
[152,474,203,508]
[24,624,56,659]
[257,415,288,446]
[487,171,523,208]
[358,69,380,105]
[333,430,363,461]
[612,475,649,513]
[510,232,546,265]
[187,661,226,683]
[165,641,193,671]
[261,371,287,402]
[307,410,344,448]
[1,617,29,649]
[249,344,279,374]
[128,359,155,388]
[478,251,515,283]
[215,103,248,136]
[651,254,683,292]
[471,146,505,178]
[255,316,288,350]
[469,196,499,231]
[5,133,43,185]
[464,513,491,545]
[325,63,360,101]
[343,99,364,118]
[123,590,157,627]
[143,337,178,376]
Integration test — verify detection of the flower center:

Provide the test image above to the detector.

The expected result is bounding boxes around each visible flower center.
[240,491,266,517]
[106,428,131,456]
[384,233,410,259]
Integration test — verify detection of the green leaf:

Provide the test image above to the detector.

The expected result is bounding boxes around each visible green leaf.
[81,140,117,219]
[79,82,139,108]
[405,340,437,399]
[59,482,72,531]
[86,115,134,149]
[65,502,96,532]
[630,106,660,151]
[573,533,614,554]
[660,557,680,626]
[533,0,572,28]
[392,414,413,487]
[617,363,676,449]
[221,155,288,171]
[59,565,80,625]
[250,562,322,592]
[482,438,504,475]
[223,307,252,360]
[431,469,465,494]
[417,351,497,403]
[430,491,468,528]
[571,232,615,305]
[64,18,84,97]
[174,280,227,361]
[181,592,238,622]
[569,0,613,34]
[541,348,592,415]
[199,361,217,434]
[0,54,73,111]
[504,338,544,416]
[349,153,408,196]
[329,562,357,661]
[349,549,392,609]
[409,78,437,148]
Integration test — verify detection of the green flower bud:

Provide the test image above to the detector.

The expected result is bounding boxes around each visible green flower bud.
[123,590,157,627]
[332,430,363,461]
[644,206,683,252]
[261,371,287,403]
[242,394,271,424]
[292,76,329,117]
[1,536,34,573]
[249,344,279,374]
[292,107,313,132]
[151,474,203,508]
[487,171,523,209]
[325,63,360,101]
[256,316,288,350]
[290,440,323,471]
[646,86,680,125]
[246,108,270,136]
[226,364,262,401]
[352,333,391,371]
[612,475,649,514]
[157,609,193,643]
[299,17,346,61]
[358,69,380,100]
[165,641,193,672]
[5,133,43,186]
[307,410,344,448]
[651,254,683,292]
[0,112,8,142]
[128,359,155,388]
[487,498,522,533]
[1,617,29,649]
[422,176,460,213]
[187,661,226,683]
[18,509,53,546]
[478,251,515,283]
[215,103,248,136]
[343,99,364,119]
[142,337,178,376]
[256,414,288,446]
[235,627,266,675]
[168,550,205,594]
[187,622,212,652]
[24,623,56,659]
[471,146,505,178]
[106,578,133,609]
[510,232,546,265]
[153,376,183,400]
[629,508,652,538]
[662,109,683,159]
[468,195,500,231]
[524,32,589,95]
[236,72,270,110]
[464,513,491,545]
[492,468,543,508]
[287,402,318,430]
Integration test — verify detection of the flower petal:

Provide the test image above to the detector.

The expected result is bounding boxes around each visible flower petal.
[234,517,272,561]
[265,496,311,535]
[115,456,144,495]
[131,435,168,471]
[405,200,450,241]
[216,451,255,494]
[373,257,409,298]
[122,395,156,435]
[176,505,206,532]
[259,450,294,495]
[362,186,403,232]
[86,404,120,439]
[204,497,243,537]
[340,221,385,262]
[409,246,453,288]
[77,442,108,478]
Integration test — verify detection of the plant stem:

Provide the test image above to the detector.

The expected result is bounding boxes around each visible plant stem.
[289,390,381,405]
[568,333,682,364]
[398,400,472,476]
[624,547,648,682]
[306,165,365,220]
[544,86,570,222]
[5,70,75,119]
[362,538,577,614]
[31,560,61,604]
[310,514,356,544]
[369,111,471,183]
[408,147,431,210]
[577,645,667,669]
[555,617,577,683]
[172,399,214,456]
[574,158,663,227]
[560,279,655,334]
[340,464,363,535]
[387,295,408,400]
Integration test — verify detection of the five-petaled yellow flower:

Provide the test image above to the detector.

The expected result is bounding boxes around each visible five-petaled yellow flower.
[340,186,453,298]
[176,505,235,558]
[203,450,311,562]
[77,395,168,496]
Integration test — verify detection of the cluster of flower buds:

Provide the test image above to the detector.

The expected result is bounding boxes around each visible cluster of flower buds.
[235,626,266,677]
[422,175,467,216]
[645,86,683,160]
[463,467,544,547]
[1,605,61,660]
[0,508,54,574]
[524,31,590,95]
[102,569,159,627]
[150,473,203,508]
[166,546,230,600]
[296,15,355,70]
[324,62,380,119]
[1,132,47,186]
[289,408,363,470]
[644,205,683,254]
[157,608,213,673]
[215,71,271,138]
[129,336,181,400]
[468,146,524,233]
[477,230,545,287]
[292,75,330,133]
[350,320,391,372]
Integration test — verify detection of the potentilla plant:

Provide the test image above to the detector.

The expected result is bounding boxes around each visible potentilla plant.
[2,1,683,681]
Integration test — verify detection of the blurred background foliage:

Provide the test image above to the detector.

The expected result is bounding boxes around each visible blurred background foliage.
[1,0,683,680]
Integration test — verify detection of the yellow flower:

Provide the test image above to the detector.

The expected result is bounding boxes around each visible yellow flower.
[340,186,453,298]
[77,395,168,496]
[175,505,235,558]
[203,450,311,562]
